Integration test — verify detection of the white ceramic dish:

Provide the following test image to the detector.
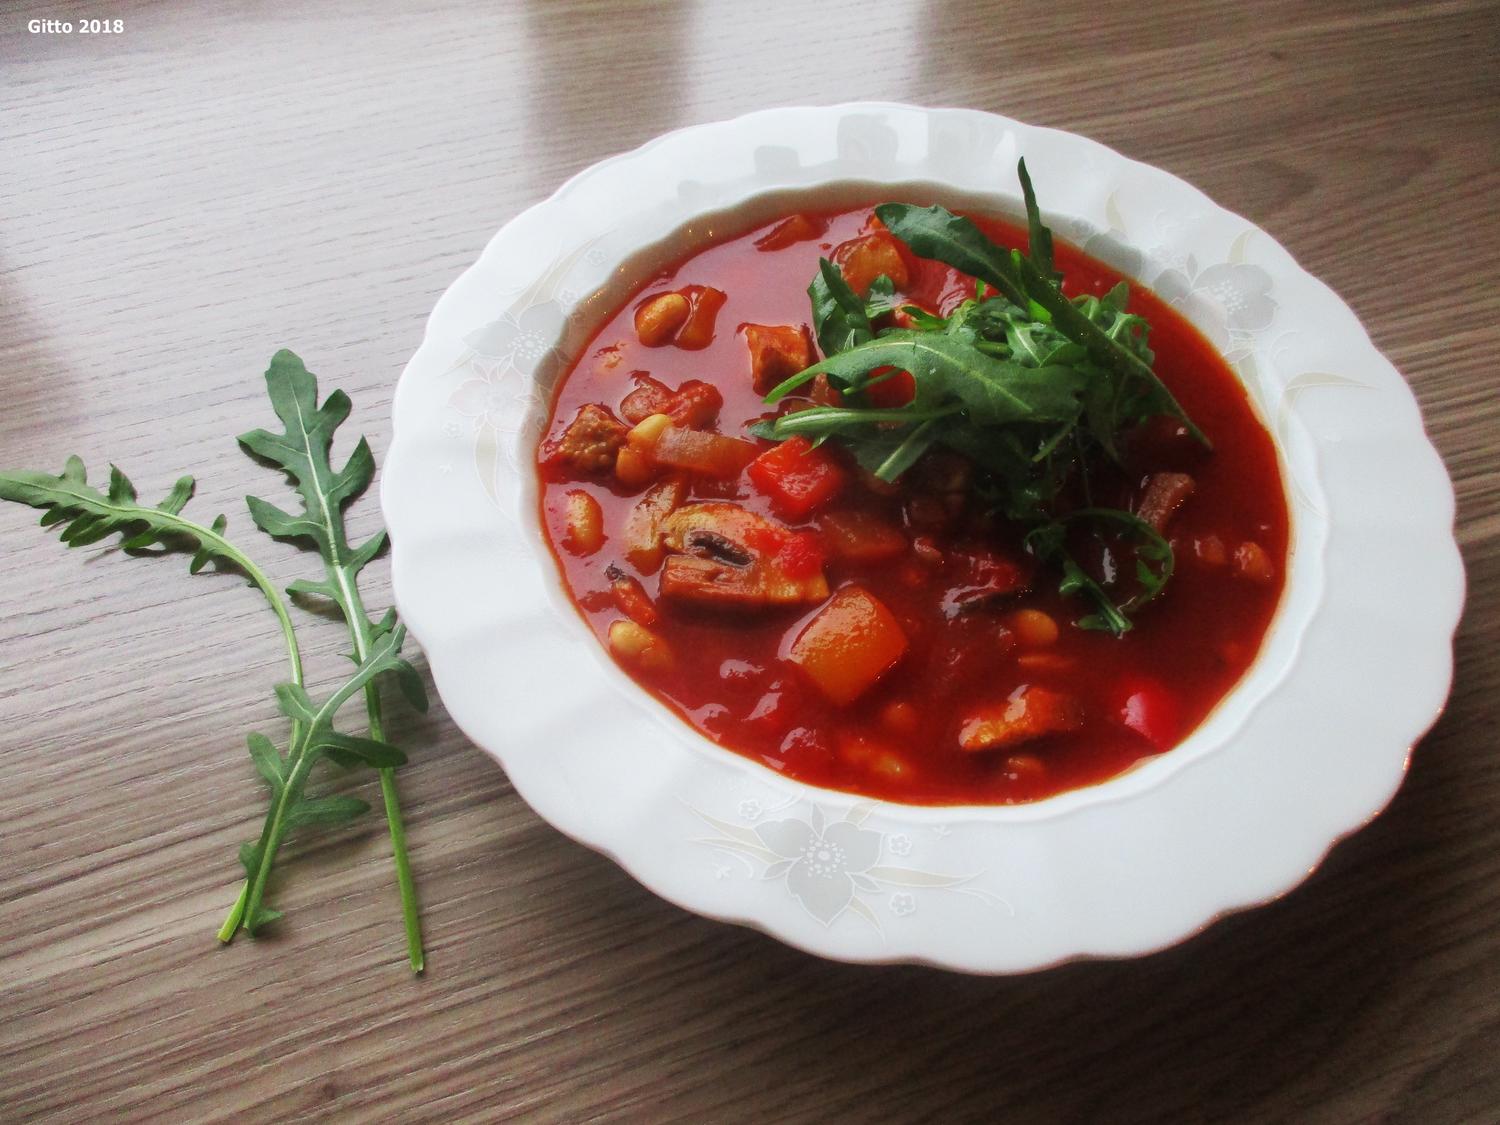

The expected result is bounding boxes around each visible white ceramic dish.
[382,104,1463,972]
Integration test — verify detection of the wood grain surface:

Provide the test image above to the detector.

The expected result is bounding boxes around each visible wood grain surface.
[3,1,1498,1121]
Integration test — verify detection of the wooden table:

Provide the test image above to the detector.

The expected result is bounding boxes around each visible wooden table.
[3,1,1496,1120]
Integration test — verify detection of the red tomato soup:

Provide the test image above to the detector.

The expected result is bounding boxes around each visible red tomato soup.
[537,204,1288,805]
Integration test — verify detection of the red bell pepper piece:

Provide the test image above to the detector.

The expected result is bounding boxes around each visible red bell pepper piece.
[748,436,847,520]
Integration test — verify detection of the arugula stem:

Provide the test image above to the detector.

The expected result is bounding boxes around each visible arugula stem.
[128,512,310,947]
[293,412,425,971]
[342,598,423,972]
[377,768,423,973]
[241,733,318,928]
[155,509,310,946]
[217,884,250,943]
[238,649,394,930]
[188,521,307,703]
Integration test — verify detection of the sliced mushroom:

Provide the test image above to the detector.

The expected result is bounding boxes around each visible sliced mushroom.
[658,503,829,610]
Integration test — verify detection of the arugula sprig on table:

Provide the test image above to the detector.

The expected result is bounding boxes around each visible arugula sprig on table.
[756,159,1209,635]
[0,351,429,971]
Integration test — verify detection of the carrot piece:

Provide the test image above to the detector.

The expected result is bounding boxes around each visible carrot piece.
[772,531,826,580]
[1118,679,1182,749]
[860,366,916,408]
[818,509,908,563]
[809,373,843,407]
[744,324,814,394]
[957,687,1083,752]
[747,436,846,520]
[674,285,726,349]
[787,586,908,705]
[605,564,658,626]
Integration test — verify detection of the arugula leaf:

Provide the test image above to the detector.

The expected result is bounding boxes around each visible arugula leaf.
[775,330,1089,426]
[873,203,1029,306]
[807,258,876,358]
[1,354,432,974]
[877,193,1208,448]
[230,349,428,971]
[1025,509,1175,636]
[898,305,948,331]
[758,161,1211,634]
[239,351,388,616]
[1017,158,1057,283]
[0,457,306,690]
[863,274,899,318]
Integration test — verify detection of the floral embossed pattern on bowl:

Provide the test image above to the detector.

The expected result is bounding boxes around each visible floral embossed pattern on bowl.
[383,104,1463,972]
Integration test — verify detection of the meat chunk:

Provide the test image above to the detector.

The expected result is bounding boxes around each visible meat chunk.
[664,379,723,429]
[620,375,674,424]
[1136,471,1196,533]
[745,324,814,394]
[818,510,908,563]
[1233,540,1276,583]
[544,403,627,474]
[832,231,911,295]
[957,687,1084,752]
[620,375,724,429]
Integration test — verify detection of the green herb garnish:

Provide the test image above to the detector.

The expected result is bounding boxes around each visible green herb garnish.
[0,350,429,970]
[756,160,1209,635]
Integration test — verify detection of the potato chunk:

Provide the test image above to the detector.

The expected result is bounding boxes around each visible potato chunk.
[1137,471,1196,533]
[787,586,908,705]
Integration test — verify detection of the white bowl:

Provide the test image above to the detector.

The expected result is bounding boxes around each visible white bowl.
[382,103,1463,972]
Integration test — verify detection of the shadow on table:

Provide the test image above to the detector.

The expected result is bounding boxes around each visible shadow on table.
[515,0,691,199]
[0,261,86,444]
